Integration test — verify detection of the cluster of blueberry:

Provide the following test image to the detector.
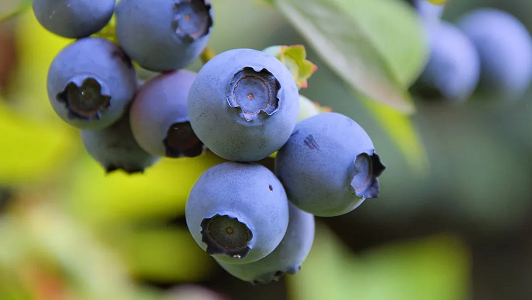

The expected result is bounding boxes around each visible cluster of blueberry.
[185,48,386,280]
[33,0,386,284]
[37,0,214,173]
[410,1,532,104]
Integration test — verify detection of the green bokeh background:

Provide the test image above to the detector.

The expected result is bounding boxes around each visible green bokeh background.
[1,0,532,299]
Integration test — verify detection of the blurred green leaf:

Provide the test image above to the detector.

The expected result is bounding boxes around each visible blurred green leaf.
[252,0,275,6]
[0,0,31,22]
[288,223,470,300]
[111,226,216,283]
[65,151,226,226]
[275,0,420,114]
[360,96,429,174]
[276,0,430,172]
[334,0,428,87]
[0,100,79,185]
[426,0,448,4]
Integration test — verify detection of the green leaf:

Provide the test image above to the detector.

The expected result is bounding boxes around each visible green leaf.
[251,0,275,6]
[334,0,428,87]
[288,223,470,300]
[275,0,430,172]
[263,45,318,89]
[111,226,216,283]
[426,0,448,4]
[275,0,423,114]
[360,95,430,175]
[0,100,79,185]
[0,0,31,22]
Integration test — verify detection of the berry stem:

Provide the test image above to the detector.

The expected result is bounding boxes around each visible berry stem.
[200,46,217,64]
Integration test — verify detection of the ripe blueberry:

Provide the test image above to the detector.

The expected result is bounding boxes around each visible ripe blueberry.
[81,108,161,174]
[47,38,137,130]
[216,203,315,284]
[185,162,289,264]
[32,0,115,38]
[410,21,480,103]
[457,8,532,102]
[188,48,300,162]
[275,112,386,217]
[115,0,213,72]
[130,70,204,158]
[412,0,445,22]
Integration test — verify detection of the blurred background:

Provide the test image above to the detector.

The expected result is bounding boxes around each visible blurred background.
[1,0,532,299]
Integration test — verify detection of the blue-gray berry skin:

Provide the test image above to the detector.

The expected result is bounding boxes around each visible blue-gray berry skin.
[130,70,204,158]
[115,0,213,72]
[216,203,315,284]
[410,21,480,104]
[188,49,300,162]
[81,109,161,174]
[32,0,115,38]
[457,8,532,102]
[275,112,386,217]
[413,0,445,22]
[47,38,138,130]
[185,162,289,264]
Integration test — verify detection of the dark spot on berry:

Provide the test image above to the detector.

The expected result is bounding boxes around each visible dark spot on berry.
[304,135,319,150]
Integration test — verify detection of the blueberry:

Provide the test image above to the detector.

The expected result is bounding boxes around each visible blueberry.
[130,70,204,158]
[47,38,138,130]
[410,21,480,103]
[115,0,213,72]
[81,107,160,174]
[185,162,289,264]
[457,8,532,102]
[275,112,386,217]
[216,203,315,284]
[188,48,300,162]
[32,0,115,38]
[412,0,445,22]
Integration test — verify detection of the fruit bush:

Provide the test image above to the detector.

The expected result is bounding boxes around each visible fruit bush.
[2,0,532,299]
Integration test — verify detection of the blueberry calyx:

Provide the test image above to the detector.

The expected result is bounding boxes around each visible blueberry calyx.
[57,77,111,121]
[172,0,213,43]
[163,121,204,158]
[200,214,253,259]
[105,164,146,174]
[250,270,285,285]
[227,67,281,122]
[410,82,445,101]
[350,152,386,199]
